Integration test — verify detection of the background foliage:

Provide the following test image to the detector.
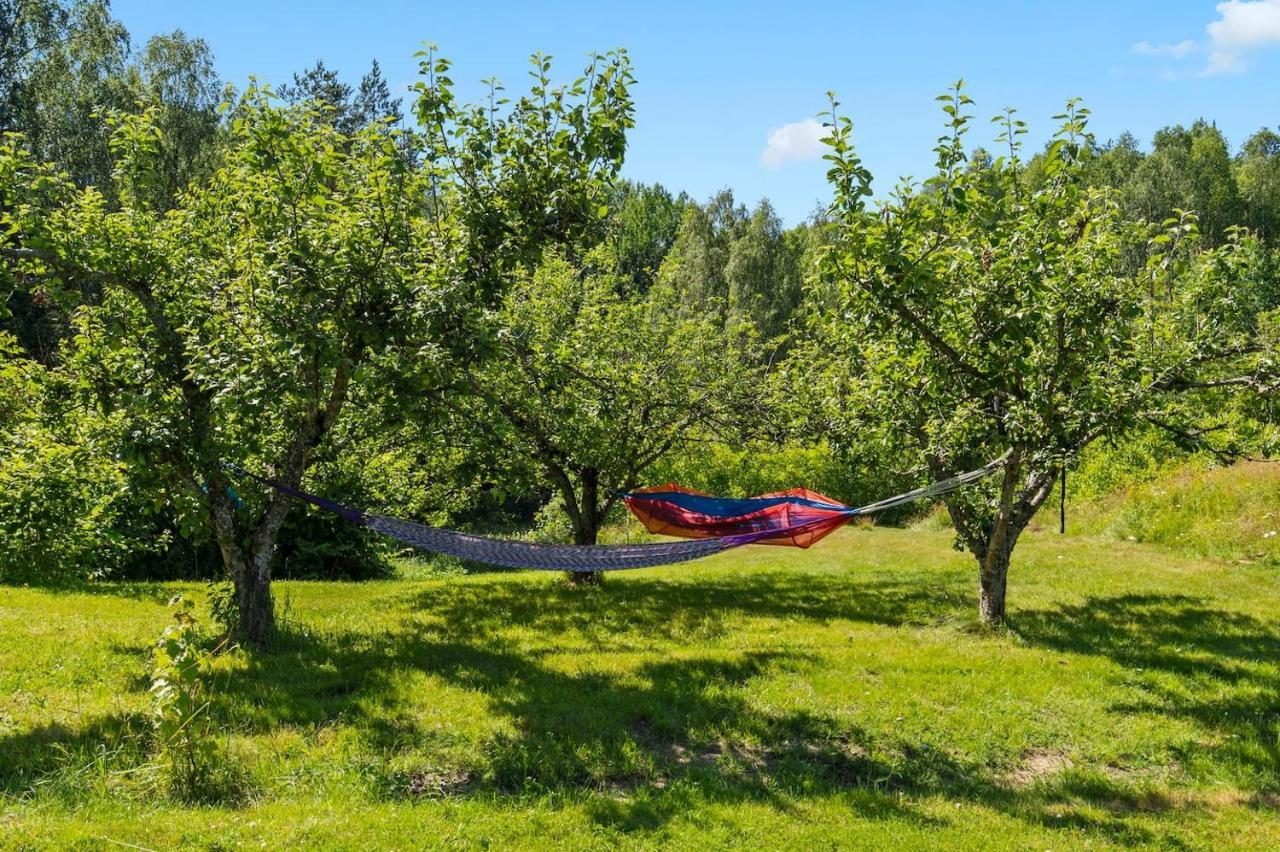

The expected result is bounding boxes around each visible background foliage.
[1,0,1277,591]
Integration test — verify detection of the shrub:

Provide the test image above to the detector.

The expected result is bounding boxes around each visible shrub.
[1068,428,1204,501]
[150,596,246,802]
[0,430,156,584]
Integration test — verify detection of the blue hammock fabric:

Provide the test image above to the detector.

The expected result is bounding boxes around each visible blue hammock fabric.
[222,458,1004,572]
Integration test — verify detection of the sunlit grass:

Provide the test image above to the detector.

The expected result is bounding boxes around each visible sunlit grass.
[1070,460,1280,564]
[3,520,1279,849]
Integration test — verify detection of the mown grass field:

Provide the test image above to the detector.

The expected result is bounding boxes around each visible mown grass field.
[3,488,1280,849]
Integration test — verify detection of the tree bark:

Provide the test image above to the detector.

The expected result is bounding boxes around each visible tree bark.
[207,478,277,644]
[978,535,1012,626]
[237,546,276,643]
[973,448,1023,627]
[978,467,1059,627]
[568,468,603,586]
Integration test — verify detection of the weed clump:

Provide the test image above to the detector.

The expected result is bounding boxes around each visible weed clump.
[150,595,249,804]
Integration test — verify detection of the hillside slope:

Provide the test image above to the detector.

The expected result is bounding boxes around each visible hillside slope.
[1068,460,1280,564]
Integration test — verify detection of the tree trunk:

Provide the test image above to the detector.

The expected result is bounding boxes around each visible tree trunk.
[209,487,278,647]
[572,522,600,545]
[568,468,603,586]
[939,447,1038,629]
[943,448,1058,629]
[237,546,276,643]
[978,536,1012,626]
[235,481,301,644]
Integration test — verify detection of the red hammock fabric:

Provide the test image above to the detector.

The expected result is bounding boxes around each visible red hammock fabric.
[622,483,856,548]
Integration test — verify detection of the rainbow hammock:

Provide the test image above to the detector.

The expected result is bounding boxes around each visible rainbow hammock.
[225,458,1002,573]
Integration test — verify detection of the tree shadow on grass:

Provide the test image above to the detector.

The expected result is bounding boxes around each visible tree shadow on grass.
[1016,593,1280,789]
[202,570,1201,844]
[216,569,972,731]
[204,569,981,828]
[0,712,152,798]
[12,570,1269,845]
[220,625,960,829]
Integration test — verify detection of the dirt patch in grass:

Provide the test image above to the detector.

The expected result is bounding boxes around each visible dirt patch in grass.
[1003,748,1074,787]
[401,768,474,799]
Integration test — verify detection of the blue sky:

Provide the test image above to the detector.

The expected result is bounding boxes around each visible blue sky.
[113,0,1280,224]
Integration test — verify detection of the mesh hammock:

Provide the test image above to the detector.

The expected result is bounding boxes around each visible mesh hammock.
[223,459,1003,572]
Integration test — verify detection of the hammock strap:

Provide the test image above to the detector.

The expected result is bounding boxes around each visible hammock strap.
[845,455,1009,516]
[220,462,370,526]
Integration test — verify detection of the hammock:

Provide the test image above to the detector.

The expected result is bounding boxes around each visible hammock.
[222,459,1003,573]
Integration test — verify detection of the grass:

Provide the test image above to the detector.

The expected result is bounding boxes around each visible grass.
[3,512,1280,847]
[1070,460,1280,564]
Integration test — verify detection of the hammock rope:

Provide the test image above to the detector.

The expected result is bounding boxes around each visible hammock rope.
[221,457,1006,572]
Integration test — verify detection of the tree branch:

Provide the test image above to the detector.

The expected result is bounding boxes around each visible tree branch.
[1142,414,1240,464]
[830,249,1010,395]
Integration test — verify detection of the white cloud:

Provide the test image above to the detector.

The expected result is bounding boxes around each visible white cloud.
[1131,39,1198,58]
[760,118,828,170]
[1130,1,1280,76]
[1205,0,1280,75]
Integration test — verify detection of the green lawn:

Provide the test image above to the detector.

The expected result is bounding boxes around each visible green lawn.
[2,524,1279,849]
